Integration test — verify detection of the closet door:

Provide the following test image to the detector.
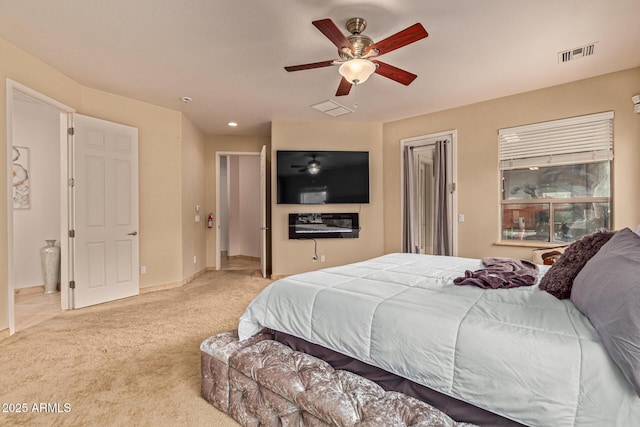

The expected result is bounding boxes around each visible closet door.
[71,114,139,308]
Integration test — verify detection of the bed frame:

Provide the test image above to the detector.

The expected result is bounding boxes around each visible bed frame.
[273,332,523,427]
[201,330,474,426]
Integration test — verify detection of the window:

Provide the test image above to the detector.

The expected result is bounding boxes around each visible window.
[499,112,613,244]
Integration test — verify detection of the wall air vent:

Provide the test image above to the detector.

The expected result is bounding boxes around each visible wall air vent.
[310,100,354,117]
[558,43,597,63]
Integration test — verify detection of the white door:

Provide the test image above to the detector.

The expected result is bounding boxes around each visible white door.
[260,145,267,278]
[71,114,139,308]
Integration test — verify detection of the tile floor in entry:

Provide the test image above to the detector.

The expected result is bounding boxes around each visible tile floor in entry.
[14,291,61,332]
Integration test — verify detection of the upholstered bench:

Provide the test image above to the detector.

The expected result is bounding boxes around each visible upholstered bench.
[201,330,474,426]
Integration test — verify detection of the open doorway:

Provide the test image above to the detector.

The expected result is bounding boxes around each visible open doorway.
[216,152,262,272]
[6,81,73,334]
[7,83,140,334]
[401,131,458,256]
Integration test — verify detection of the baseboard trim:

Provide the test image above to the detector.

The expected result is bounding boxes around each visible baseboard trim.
[228,255,260,262]
[139,281,182,294]
[15,285,45,295]
[180,268,207,286]
[0,328,9,340]
[139,268,207,294]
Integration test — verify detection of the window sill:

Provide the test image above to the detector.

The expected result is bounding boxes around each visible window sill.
[494,241,570,249]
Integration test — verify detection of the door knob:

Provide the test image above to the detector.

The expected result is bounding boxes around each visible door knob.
[128,231,138,236]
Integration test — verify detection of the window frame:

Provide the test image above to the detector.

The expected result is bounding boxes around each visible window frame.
[498,112,614,245]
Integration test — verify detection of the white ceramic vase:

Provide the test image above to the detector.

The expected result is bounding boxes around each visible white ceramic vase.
[40,239,60,294]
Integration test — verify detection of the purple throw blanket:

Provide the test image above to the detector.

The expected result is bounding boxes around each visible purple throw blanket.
[453,257,539,289]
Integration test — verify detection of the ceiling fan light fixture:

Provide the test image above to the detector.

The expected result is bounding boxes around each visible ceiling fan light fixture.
[339,58,376,84]
[308,160,321,174]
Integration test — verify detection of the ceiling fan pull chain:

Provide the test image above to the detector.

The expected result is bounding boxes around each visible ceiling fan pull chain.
[353,82,359,109]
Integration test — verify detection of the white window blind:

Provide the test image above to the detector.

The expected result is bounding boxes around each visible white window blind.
[499,111,613,170]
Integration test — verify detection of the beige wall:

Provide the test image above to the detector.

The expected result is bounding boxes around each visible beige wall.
[383,67,640,260]
[0,37,203,332]
[271,121,385,277]
[204,134,270,268]
[181,116,207,280]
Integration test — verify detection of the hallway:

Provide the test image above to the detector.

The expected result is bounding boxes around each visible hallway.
[220,254,261,271]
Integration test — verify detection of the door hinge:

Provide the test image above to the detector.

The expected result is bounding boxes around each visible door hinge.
[68,127,75,136]
[68,178,75,187]
[69,280,76,289]
[69,230,75,238]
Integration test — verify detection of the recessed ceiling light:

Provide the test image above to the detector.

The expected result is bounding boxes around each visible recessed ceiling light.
[227,122,238,127]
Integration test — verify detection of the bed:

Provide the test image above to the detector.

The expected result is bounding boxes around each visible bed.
[238,230,640,427]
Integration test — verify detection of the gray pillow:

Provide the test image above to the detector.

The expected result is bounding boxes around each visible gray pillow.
[538,230,615,299]
[571,227,640,395]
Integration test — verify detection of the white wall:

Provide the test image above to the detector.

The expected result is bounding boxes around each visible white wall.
[228,155,260,258]
[12,97,61,289]
[219,156,229,252]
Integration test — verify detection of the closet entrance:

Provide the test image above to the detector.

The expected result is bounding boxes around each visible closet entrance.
[215,147,267,277]
[8,86,67,332]
[401,131,458,256]
[7,81,140,335]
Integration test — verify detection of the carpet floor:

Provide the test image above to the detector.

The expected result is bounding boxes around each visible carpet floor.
[0,269,272,426]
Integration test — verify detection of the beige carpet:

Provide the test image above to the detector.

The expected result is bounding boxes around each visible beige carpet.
[0,269,272,426]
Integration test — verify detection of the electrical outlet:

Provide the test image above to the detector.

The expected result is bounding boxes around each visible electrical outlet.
[320,255,326,262]
[193,255,197,264]
[140,265,146,274]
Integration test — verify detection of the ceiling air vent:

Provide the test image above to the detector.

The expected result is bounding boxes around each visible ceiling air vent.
[310,100,354,117]
[558,43,597,63]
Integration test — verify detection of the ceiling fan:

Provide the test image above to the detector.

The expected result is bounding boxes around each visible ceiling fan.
[291,155,321,174]
[284,17,428,96]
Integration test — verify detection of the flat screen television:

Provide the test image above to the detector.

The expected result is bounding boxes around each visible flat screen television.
[276,150,370,204]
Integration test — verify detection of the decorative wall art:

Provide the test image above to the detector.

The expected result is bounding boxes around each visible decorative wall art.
[13,146,30,209]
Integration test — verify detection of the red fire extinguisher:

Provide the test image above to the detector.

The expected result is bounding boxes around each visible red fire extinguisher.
[207,214,213,228]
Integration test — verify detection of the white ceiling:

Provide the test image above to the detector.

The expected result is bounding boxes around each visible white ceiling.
[1,0,638,136]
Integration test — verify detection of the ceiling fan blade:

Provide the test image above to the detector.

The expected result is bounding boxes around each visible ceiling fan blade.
[312,19,353,50]
[335,77,352,96]
[372,60,417,86]
[285,60,336,72]
[367,23,428,56]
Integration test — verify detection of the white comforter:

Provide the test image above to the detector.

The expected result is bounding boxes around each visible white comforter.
[238,253,640,426]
